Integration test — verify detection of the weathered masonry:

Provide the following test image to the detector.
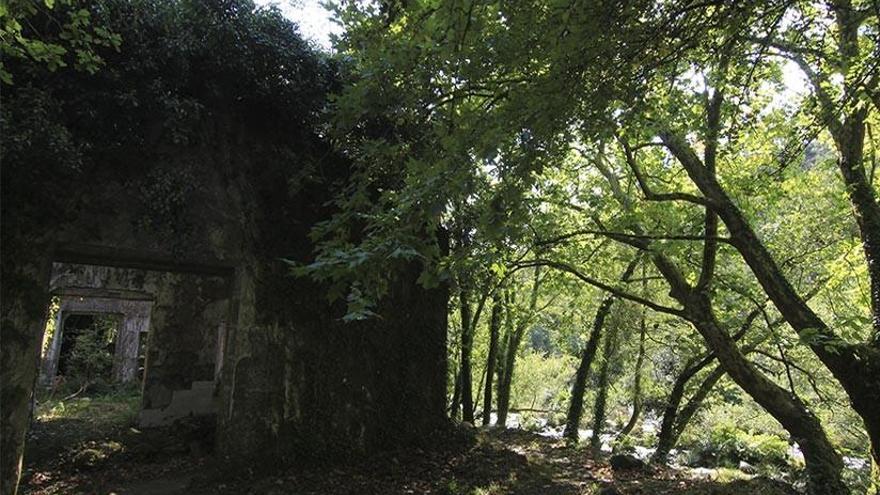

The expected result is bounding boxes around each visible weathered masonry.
[40,261,232,427]
[2,116,448,491]
[41,286,153,385]
[1,6,448,491]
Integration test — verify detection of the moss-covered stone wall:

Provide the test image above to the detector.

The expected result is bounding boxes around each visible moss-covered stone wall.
[5,116,448,475]
[46,263,231,424]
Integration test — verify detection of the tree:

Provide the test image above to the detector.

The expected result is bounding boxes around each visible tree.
[495,267,543,426]
[0,0,121,84]
[481,293,503,426]
[563,257,638,441]
[323,1,876,492]
[589,307,621,455]
[617,300,648,441]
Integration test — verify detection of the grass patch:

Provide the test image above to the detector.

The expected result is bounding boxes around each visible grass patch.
[36,387,141,425]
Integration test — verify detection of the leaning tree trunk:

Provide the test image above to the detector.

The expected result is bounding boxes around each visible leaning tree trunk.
[563,296,613,442]
[459,286,475,424]
[653,364,725,463]
[626,216,848,493]
[617,316,647,440]
[653,306,767,464]
[590,320,619,455]
[564,258,638,442]
[674,287,847,495]
[482,295,502,426]
[662,129,880,479]
[1,251,52,495]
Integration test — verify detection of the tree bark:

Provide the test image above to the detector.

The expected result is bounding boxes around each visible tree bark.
[1,252,52,495]
[459,285,475,424]
[617,311,647,440]
[590,320,619,455]
[564,258,638,441]
[482,295,502,426]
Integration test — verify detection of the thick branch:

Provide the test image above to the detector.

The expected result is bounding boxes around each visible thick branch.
[659,129,860,364]
[619,138,713,207]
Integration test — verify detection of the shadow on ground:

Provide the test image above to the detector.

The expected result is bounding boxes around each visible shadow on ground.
[21,403,798,495]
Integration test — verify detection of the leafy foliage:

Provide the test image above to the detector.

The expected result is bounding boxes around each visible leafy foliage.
[66,316,117,388]
[0,0,121,84]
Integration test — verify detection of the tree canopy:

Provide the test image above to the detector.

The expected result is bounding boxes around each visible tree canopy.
[308,1,879,493]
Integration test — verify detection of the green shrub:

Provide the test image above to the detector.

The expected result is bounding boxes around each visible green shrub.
[689,421,790,469]
[67,317,117,389]
[519,411,544,432]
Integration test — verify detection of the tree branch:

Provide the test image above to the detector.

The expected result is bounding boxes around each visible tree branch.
[535,228,733,248]
[515,259,686,317]
[619,138,713,207]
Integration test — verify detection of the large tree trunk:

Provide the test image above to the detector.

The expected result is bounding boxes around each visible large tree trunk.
[835,113,880,343]
[459,286,475,424]
[661,130,880,474]
[832,115,880,479]
[1,252,52,495]
[590,321,619,455]
[481,295,502,426]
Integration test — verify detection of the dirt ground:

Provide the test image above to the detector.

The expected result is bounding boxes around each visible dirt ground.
[20,395,798,495]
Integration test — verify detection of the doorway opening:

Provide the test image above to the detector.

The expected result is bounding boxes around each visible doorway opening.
[56,313,122,387]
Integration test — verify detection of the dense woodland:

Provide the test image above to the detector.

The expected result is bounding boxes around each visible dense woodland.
[1,1,879,494]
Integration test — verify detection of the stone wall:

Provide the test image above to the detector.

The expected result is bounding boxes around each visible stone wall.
[215,260,448,466]
[40,290,153,384]
[12,114,447,472]
[45,262,231,426]
[1,8,450,491]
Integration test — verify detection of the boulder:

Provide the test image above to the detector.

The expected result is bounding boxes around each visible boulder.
[609,453,646,471]
[597,486,623,495]
[738,460,757,474]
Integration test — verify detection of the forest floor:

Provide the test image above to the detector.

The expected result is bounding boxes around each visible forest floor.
[21,395,798,495]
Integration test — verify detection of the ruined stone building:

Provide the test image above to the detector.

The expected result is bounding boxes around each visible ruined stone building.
[9,121,449,460]
[0,4,449,491]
